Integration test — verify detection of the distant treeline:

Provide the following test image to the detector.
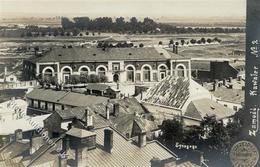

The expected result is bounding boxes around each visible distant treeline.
[61,17,244,34]
[0,16,244,38]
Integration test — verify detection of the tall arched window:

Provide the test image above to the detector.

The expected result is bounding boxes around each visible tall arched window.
[43,69,53,78]
[62,67,72,83]
[176,65,185,77]
[126,66,135,82]
[158,65,167,80]
[79,67,89,75]
[97,67,106,76]
[142,66,151,82]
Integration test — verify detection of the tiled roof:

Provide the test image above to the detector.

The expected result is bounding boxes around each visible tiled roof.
[184,98,236,120]
[66,127,96,138]
[66,127,177,167]
[29,47,185,63]
[143,76,190,109]
[0,140,30,161]
[212,87,244,104]
[26,88,108,107]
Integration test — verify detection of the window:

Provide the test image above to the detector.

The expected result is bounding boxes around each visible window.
[79,67,89,75]
[158,65,167,80]
[143,66,151,82]
[62,67,72,83]
[97,67,106,76]
[177,65,185,77]
[43,68,53,78]
[126,66,134,82]
[112,63,120,71]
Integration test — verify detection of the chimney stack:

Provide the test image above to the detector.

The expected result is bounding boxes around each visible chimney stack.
[104,129,113,153]
[223,78,226,86]
[138,132,146,147]
[113,103,119,117]
[172,44,176,53]
[212,80,218,91]
[75,148,83,167]
[85,109,93,127]
[175,45,178,54]
[238,76,242,81]
[59,155,67,167]
[150,157,164,167]
[4,67,7,78]
[106,105,110,120]
[229,77,233,83]
[14,129,23,141]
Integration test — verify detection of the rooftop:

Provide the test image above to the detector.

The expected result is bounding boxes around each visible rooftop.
[27,47,186,63]
[143,76,190,109]
[184,98,236,120]
[66,127,96,138]
[26,88,109,107]
[212,87,244,104]
[66,127,177,167]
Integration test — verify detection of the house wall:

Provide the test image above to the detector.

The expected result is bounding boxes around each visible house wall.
[210,61,238,81]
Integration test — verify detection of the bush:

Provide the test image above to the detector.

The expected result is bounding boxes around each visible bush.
[158,41,163,45]
[190,39,196,44]
[207,38,212,43]
[181,39,185,45]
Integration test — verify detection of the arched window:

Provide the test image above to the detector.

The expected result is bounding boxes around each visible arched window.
[61,67,72,83]
[176,65,185,77]
[79,67,89,75]
[43,69,53,78]
[126,66,135,82]
[158,65,167,80]
[97,67,106,76]
[142,66,151,82]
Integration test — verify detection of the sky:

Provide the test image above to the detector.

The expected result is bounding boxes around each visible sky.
[0,0,246,19]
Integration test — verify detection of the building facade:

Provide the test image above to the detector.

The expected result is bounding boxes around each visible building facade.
[23,47,191,84]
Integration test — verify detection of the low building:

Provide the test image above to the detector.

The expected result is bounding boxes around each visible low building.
[26,88,108,115]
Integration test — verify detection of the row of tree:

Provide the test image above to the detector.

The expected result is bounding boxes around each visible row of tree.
[38,74,108,89]
[61,17,244,34]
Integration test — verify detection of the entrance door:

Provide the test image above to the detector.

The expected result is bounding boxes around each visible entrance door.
[113,74,119,82]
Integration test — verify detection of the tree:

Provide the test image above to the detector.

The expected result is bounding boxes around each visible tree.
[160,119,183,144]
[201,38,206,44]
[139,43,144,48]
[100,75,108,83]
[68,75,80,84]
[169,39,174,45]
[190,39,196,44]
[158,41,163,45]
[207,38,212,43]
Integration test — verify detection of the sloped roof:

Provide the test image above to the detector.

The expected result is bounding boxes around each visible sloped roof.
[66,127,177,167]
[66,127,96,138]
[26,88,108,107]
[143,76,190,109]
[212,87,244,104]
[184,98,236,120]
[86,83,110,91]
[28,47,185,63]
[0,140,30,161]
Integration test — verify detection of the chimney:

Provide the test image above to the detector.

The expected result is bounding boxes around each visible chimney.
[59,155,67,167]
[106,105,110,120]
[4,67,7,78]
[223,79,226,86]
[62,136,70,153]
[150,157,164,167]
[138,132,146,147]
[212,81,218,91]
[172,44,176,53]
[75,147,83,167]
[14,129,23,141]
[113,103,119,117]
[238,76,242,81]
[175,45,178,54]
[229,77,233,82]
[85,109,93,127]
[104,129,113,153]
[116,83,119,90]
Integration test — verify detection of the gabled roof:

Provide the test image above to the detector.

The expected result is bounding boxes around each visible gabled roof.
[66,127,96,138]
[28,47,186,63]
[212,87,244,104]
[143,76,190,109]
[66,127,177,167]
[184,98,236,120]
